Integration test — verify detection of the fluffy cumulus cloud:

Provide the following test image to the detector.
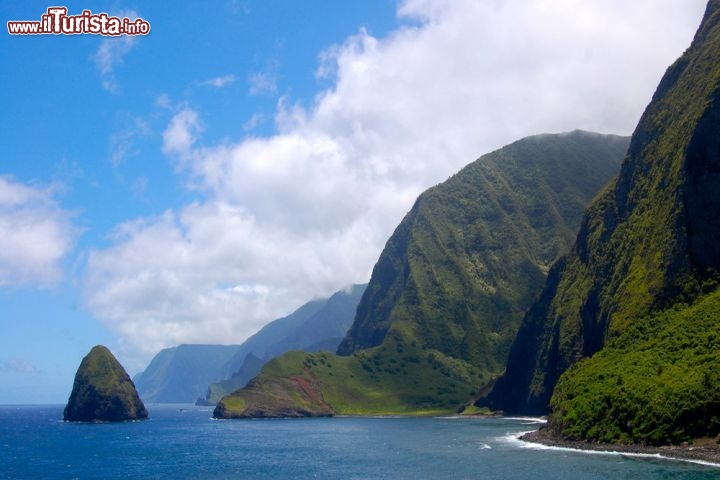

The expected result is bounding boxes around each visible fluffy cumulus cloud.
[161,107,203,157]
[85,203,390,364]
[0,177,74,288]
[84,0,707,368]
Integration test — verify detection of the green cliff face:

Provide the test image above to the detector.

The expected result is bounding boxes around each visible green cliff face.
[550,289,720,445]
[483,0,720,443]
[214,130,628,418]
[337,131,628,370]
[64,345,148,422]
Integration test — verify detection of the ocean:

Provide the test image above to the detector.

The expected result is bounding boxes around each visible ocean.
[0,405,717,479]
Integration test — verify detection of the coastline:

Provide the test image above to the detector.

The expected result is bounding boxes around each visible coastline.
[520,428,720,467]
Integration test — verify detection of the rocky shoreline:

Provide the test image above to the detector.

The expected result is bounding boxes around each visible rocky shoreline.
[520,428,720,467]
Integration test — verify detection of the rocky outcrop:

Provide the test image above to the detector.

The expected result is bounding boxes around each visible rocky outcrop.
[64,345,148,422]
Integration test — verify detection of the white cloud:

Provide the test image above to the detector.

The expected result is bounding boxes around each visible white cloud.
[248,59,279,96]
[199,74,237,88]
[161,108,203,158]
[2,358,39,374]
[154,93,173,110]
[0,177,74,288]
[130,176,149,199]
[248,71,278,96]
[94,37,137,93]
[85,203,388,368]
[109,115,151,167]
[84,0,708,368]
[92,10,141,93]
[242,113,267,132]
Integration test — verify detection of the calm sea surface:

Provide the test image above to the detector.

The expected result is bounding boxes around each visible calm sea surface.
[0,405,717,479]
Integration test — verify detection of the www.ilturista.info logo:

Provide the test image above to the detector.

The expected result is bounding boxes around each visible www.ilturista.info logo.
[7,7,150,36]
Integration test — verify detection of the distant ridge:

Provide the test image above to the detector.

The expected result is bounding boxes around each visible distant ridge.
[134,344,240,403]
[134,284,365,404]
[200,284,366,404]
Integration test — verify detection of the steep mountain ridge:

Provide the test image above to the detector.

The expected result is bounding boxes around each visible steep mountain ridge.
[215,130,628,418]
[337,131,629,369]
[482,0,720,440]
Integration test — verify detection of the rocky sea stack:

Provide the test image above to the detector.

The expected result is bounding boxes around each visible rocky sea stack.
[64,345,148,422]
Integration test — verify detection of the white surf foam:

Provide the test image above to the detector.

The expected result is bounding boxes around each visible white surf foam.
[504,416,547,424]
[500,431,720,469]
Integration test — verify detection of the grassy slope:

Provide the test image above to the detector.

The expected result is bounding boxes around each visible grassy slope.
[216,131,628,417]
[217,341,483,417]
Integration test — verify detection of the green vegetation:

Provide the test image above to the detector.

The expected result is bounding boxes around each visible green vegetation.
[216,131,628,417]
[339,131,628,368]
[216,341,483,417]
[479,2,720,453]
[64,345,148,422]
[219,1,720,442]
[483,0,720,418]
[550,289,720,445]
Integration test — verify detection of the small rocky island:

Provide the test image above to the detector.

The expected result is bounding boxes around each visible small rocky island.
[64,345,148,422]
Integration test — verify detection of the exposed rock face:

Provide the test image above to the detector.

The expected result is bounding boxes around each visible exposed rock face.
[64,345,148,422]
[213,374,334,419]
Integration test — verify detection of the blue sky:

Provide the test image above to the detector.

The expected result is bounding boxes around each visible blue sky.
[0,0,708,404]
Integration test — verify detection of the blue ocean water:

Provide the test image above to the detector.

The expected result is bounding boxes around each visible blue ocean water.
[0,405,717,479]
